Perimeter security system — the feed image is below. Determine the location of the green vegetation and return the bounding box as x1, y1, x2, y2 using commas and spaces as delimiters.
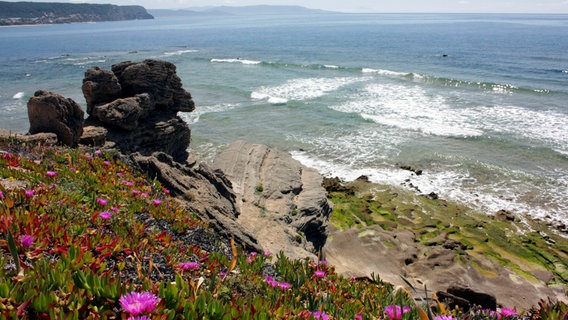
0, 140, 565, 319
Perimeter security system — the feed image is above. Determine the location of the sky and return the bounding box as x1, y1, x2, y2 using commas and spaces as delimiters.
4, 0, 568, 13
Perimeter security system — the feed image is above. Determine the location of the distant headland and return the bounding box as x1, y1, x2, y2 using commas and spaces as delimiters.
0, 1, 153, 26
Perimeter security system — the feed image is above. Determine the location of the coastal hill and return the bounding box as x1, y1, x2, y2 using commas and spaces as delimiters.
149, 5, 336, 18
0, 1, 153, 26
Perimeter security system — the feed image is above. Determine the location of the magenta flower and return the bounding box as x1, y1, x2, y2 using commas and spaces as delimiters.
278, 282, 291, 290
104, 161, 111, 166
263, 251, 271, 257
500, 308, 518, 317
127, 316, 151, 320
314, 270, 326, 278
355, 315, 363, 320
97, 198, 108, 206
99, 211, 113, 220
46, 171, 57, 177
19, 234, 34, 248
265, 276, 278, 287
312, 311, 330, 320
384, 305, 411, 320
132, 189, 140, 195
153, 199, 162, 205
95, 150, 102, 156
179, 262, 200, 271
434, 316, 459, 320
119, 291, 160, 315
0, 191, 4, 198
123, 180, 134, 187
141, 192, 149, 198
25, 189, 34, 197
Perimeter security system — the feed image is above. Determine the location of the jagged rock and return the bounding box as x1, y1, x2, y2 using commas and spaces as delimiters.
126, 152, 261, 252
82, 66, 122, 115
78, 126, 107, 147
0, 129, 58, 145
92, 94, 154, 131
27, 90, 84, 147
446, 286, 497, 310
495, 209, 516, 222
213, 140, 332, 260
111, 59, 195, 112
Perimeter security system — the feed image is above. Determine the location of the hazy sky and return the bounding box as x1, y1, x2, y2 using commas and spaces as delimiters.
4, 0, 568, 13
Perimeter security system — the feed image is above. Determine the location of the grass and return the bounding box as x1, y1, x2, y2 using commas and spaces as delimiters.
0, 140, 565, 319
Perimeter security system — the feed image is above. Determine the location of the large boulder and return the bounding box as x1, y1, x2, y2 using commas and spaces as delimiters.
27, 90, 84, 147
92, 93, 154, 131
213, 140, 332, 260
111, 59, 195, 112
82, 66, 122, 115
126, 152, 261, 252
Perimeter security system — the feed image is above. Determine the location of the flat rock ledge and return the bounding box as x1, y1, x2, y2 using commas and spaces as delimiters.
213, 140, 332, 261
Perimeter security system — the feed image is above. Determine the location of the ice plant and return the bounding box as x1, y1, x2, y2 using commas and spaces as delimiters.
25, 189, 34, 197
434, 316, 459, 320
314, 270, 326, 278
500, 308, 518, 317
179, 262, 200, 271
46, 170, 57, 177
312, 311, 330, 320
384, 305, 411, 320
99, 211, 112, 220
119, 291, 160, 316
127, 316, 151, 320
19, 235, 34, 248
153, 199, 162, 205
278, 282, 291, 290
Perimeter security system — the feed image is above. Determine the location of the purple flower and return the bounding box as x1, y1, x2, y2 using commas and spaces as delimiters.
265, 276, 278, 287
95, 150, 102, 156
99, 211, 113, 220
500, 308, 518, 317
25, 189, 34, 197
132, 189, 140, 195
97, 198, 108, 206
119, 291, 160, 315
278, 282, 291, 290
153, 199, 162, 205
355, 315, 363, 320
141, 192, 149, 198
434, 316, 459, 320
127, 316, 152, 320
46, 171, 57, 177
19, 235, 34, 248
179, 262, 200, 271
263, 251, 271, 257
312, 311, 330, 320
314, 270, 326, 278
384, 305, 411, 320
0, 191, 4, 198
123, 180, 134, 187
104, 161, 111, 166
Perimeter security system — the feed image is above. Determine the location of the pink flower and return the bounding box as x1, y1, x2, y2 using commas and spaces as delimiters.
99, 211, 112, 220
46, 171, 57, 177
179, 262, 200, 271
384, 305, 411, 320
355, 315, 363, 320
312, 311, 330, 320
132, 189, 140, 195
97, 198, 108, 206
265, 276, 278, 287
0, 191, 4, 198
263, 251, 271, 257
19, 235, 34, 248
117, 172, 123, 177
119, 291, 160, 315
500, 308, 518, 317
314, 270, 326, 278
141, 192, 149, 198
25, 189, 34, 197
164, 189, 170, 194
278, 282, 291, 290
104, 161, 110, 166
127, 316, 151, 320
95, 150, 102, 156
434, 316, 459, 320
153, 199, 162, 205
123, 180, 133, 187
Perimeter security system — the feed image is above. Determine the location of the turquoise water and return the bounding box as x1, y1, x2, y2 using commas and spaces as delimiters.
1, 13, 567, 225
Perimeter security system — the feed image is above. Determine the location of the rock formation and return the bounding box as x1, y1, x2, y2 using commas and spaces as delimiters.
82, 59, 194, 162
213, 140, 332, 260
27, 90, 84, 147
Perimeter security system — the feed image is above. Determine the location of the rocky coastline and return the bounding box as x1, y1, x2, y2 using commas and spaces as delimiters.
0, 1, 153, 26
1, 59, 566, 311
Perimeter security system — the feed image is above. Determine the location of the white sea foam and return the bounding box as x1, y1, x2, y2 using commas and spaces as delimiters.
164, 49, 198, 56
73, 59, 106, 66
12, 92, 24, 99
362, 68, 409, 77
330, 83, 484, 137
323, 64, 339, 69
178, 103, 239, 124
210, 58, 261, 65
251, 76, 363, 103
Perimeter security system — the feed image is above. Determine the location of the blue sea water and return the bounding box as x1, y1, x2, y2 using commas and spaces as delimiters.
1, 12, 567, 226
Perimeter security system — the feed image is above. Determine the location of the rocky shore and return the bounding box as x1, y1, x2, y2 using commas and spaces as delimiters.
1, 59, 566, 311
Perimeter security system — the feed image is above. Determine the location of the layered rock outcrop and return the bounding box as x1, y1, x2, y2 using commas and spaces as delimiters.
213, 140, 332, 260
82, 59, 194, 162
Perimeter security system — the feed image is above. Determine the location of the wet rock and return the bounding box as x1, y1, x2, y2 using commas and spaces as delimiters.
27, 90, 84, 147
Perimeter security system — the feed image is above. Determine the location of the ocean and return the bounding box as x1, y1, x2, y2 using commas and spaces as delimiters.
1, 12, 567, 226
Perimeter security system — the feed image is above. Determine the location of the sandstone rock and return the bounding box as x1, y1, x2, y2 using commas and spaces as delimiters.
82, 66, 122, 115
112, 60, 194, 112
0, 129, 58, 145
78, 125, 107, 147
92, 93, 154, 131
126, 152, 261, 252
213, 140, 332, 260
27, 90, 84, 147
